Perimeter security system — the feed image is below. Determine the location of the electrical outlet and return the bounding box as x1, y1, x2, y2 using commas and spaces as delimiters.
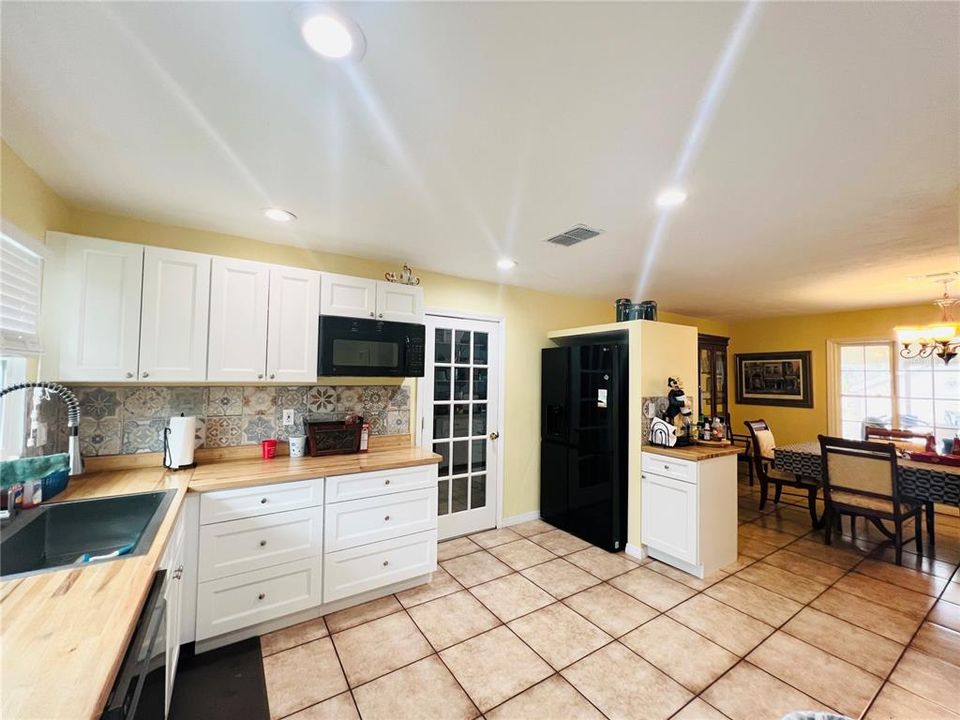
282, 409, 295, 426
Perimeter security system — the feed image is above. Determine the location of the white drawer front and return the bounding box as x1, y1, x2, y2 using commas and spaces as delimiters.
200, 479, 323, 524
326, 465, 435, 504
324, 529, 437, 603
642, 453, 694, 484
198, 507, 323, 582
195, 556, 322, 641
325, 487, 436, 553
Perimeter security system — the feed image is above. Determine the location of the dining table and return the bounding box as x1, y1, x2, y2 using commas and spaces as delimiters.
773, 440, 960, 545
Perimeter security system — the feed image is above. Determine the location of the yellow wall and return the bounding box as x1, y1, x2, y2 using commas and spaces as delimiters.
65, 213, 623, 518
0, 141, 71, 240
729, 304, 935, 446
3, 139, 941, 521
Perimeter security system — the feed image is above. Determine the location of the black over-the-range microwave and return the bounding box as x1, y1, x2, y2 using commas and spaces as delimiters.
318, 315, 426, 377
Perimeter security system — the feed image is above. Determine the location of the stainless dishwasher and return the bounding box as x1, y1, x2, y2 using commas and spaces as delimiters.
102, 569, 167, 720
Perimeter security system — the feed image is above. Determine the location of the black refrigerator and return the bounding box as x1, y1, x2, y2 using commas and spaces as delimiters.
540, 341, 628, 552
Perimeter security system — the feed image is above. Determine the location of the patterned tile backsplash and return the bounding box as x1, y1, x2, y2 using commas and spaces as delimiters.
30, 384, 411, 457
639, 396, 669, 443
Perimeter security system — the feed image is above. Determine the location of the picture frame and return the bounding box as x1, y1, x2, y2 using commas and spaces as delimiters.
734, 351, 813, 408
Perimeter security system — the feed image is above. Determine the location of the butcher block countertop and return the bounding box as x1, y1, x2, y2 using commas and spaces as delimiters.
188, 445, 441, 492
642, 443, 744, 462
1, 446, 440, 720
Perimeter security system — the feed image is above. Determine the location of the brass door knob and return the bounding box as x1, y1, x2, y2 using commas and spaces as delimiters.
489, 431, 500, 440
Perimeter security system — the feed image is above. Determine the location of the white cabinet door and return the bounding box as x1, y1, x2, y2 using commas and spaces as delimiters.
208, 257, 269, 381
641, 472, 698, 565
320, 272, 377, 319
376, 282, 424, 323
163, 509, 186, 716
267, 267, 320, 382
59, 235, 143, 382
139, 247, 210, 382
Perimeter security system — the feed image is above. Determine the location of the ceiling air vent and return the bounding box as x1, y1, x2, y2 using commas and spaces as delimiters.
544, 224, 605, 247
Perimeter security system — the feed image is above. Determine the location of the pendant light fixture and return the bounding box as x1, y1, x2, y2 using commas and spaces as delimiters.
895, 279, 960, 364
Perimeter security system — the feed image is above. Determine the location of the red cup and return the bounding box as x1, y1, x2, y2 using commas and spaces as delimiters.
261, 439, 278, 459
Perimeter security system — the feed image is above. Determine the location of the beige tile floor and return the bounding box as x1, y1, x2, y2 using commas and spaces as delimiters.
261, 473, 960, 720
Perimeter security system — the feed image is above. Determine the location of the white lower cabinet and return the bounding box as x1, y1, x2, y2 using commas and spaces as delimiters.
190, 463, 438, 648
324, 530, 437, 603
198, 507, 323, 581
640, 452, 738, 578
324, 487, 436, 553
196, 556, 323, 641
641, 472, 698, 565
199, 479, 323, 525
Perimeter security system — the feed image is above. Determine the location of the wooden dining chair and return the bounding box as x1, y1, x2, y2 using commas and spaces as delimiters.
744, 419, 820, 526
862, 425, 937, 548
818, 435, 923, 565
863, 425, 934, 451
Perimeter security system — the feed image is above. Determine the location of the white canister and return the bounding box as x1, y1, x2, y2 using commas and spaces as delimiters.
288, 434, 307, 458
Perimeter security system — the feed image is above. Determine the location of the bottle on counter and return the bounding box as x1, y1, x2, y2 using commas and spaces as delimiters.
359, 422, 370, 453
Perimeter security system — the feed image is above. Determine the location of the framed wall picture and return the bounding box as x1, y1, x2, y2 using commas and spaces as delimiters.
734, 351, 813, 408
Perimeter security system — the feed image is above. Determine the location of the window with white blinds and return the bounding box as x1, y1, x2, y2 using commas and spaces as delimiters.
0, 232, 44, 354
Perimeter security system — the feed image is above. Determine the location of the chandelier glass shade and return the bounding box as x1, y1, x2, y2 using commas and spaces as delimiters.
895, 283, 960, 364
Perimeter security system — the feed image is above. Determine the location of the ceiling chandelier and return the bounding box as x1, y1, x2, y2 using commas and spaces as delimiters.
895, 280, 960, 364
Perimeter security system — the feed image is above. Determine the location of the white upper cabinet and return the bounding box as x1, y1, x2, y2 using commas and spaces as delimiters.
207, 257, 269, 382
321, 272, 424, 323
139, 247, 211, 382
267, 266, 320, 382
376, 282, 423, 323
59, 234, 143, 382
320, 273, 377, 319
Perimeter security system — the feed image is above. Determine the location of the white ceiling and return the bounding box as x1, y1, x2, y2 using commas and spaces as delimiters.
2, 1, 957, 319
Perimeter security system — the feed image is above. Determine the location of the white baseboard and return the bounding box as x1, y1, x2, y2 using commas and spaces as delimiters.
625, 543, 647, 561
500, 510, 540, 527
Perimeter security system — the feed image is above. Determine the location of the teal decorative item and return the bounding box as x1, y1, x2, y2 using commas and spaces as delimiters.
1, 453, 70, 500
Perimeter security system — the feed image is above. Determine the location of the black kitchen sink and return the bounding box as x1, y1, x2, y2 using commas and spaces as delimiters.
0, 490, 176, 579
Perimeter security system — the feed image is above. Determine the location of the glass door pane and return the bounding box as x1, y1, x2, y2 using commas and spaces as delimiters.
429, 321, 496, 523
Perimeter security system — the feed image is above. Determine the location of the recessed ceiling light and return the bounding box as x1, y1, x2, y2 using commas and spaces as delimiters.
302, 14, 363, 60
655, 187, 687, 208
496, 258, 518, 270
264, 208, 297, 223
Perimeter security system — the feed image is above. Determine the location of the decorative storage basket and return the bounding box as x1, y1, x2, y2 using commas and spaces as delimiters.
305, 416, 363, 457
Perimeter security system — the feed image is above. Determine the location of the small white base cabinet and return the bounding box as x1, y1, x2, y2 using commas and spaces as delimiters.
640, 451, 737, 578
189, 464, 438, 651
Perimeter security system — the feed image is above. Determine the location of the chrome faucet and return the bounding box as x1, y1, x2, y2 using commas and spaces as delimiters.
0, 381, 84, 475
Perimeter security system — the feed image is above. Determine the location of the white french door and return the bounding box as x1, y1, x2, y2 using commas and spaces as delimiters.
422, 314, 501, 539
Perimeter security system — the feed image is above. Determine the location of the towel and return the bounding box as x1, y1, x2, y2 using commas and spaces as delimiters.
1, 454, 70, 500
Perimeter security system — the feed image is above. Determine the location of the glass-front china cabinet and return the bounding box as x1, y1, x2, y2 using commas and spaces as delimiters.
698, 334, 730, 421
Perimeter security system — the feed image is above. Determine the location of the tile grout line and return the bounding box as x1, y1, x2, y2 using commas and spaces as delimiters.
397, 603, 485, 720
857, 555, 960, 719
732, 506, 960, 718
680, 524, 873, 718
264, 486, 957, 720
321, 611, 363, 720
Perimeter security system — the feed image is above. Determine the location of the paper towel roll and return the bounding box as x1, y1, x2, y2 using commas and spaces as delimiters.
165, 415, 196, 470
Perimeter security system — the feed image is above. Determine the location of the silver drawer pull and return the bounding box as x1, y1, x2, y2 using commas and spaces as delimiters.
258, 592, 266, 600
259, 540, 267, 547
260, 498, 268, 504
384, 515, 391, 521
382, 560, 389, 567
